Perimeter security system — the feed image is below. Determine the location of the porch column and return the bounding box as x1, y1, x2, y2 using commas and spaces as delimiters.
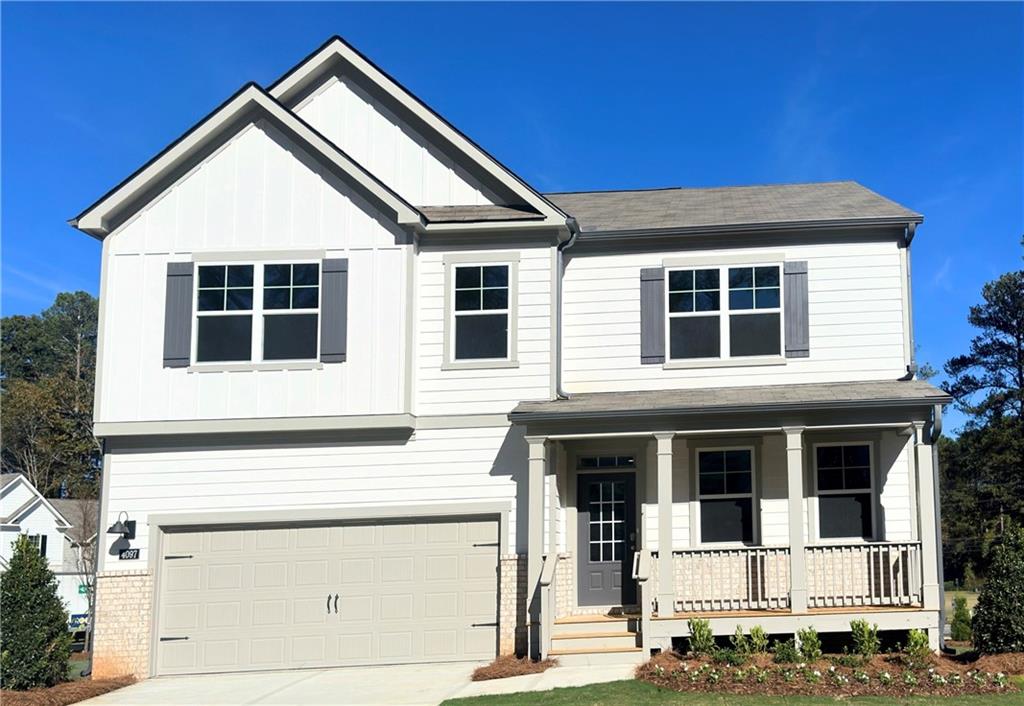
913, 422, 941, 615
655, 433, 675, 614
525, 435, 547, 659
784, 427, 808, 613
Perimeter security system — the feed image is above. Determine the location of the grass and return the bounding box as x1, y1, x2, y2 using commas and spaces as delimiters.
441, 678, 1024, 706
946, 590, 980, 616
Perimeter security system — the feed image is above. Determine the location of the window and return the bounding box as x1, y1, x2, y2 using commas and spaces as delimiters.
665, 263, 782, 361
815, 444, 873, 540
453, 264, 509, 360
25, 534, 47, 558
578, 455, 636, 469
698, 449, 754, 544
194, 262, 319, 364
587, 479, 626, 562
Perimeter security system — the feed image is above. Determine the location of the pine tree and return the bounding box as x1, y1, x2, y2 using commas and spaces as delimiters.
972, 525, 1024, 653
0, 535, 72, 689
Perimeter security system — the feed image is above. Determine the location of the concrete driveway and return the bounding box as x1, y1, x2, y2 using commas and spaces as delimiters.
79, 662, 481, 705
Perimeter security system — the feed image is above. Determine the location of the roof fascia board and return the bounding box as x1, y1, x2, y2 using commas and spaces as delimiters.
509, 394, 953, 424
575, 217, 923, 244
72, 85, 423, 238
269, 37, 567, 223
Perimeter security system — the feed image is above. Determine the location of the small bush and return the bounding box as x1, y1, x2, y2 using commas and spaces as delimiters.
712, 647, 749, 666
772, 638, 800, 663
901, 629, 933, 670
951, 596, 973, 642
688, 618, 715, 656
0, 535, 72, 690
973, 526, 1024, 653
748, 625, 769, 654
797, 627, 822, 661
850, 619, 880, 657
729, 625, 750, 654
831, 649, 867, 668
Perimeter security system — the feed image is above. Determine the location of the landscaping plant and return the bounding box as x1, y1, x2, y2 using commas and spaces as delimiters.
951, 595, 973, 642
0, 535, 72, 690
972, 525, 1024, 653
850, 619, 880, 658
771, 638, 800, 664
748, 625, 769, 654
728, 625, 750, 654
796, 627, 822, 661
901, 628, 933, 670
687, 618, 715, 656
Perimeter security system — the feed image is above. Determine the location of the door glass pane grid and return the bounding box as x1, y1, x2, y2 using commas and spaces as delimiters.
589, 480, 626, 562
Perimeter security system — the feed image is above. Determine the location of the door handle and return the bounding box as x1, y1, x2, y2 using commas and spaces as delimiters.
327, 594, 332, 614
334, 594, 339, 614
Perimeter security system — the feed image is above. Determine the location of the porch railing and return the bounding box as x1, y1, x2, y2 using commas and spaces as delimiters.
674, 547, 791, 612
805, 542, 922, 608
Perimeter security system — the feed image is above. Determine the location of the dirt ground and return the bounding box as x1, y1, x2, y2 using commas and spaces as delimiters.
1, 677, 134, 706
472, 655, 559, 681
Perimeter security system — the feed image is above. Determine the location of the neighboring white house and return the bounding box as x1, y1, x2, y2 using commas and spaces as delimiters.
0, 473, 97, 621
72, 36, 949, 680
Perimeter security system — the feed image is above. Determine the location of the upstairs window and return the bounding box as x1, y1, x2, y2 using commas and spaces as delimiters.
665, 263, 782, 361
698, 448, 755, 544
453, 264, 509, 360
194, 262, 319, 364
816, 444, 874, 540
25, 534, 47, 558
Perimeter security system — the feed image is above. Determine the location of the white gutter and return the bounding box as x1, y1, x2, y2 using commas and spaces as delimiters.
554, 217, 581, 399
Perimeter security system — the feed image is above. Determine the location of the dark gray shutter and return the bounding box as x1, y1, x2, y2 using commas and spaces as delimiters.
162, 262, 194, 368
784, 261, 809, 358
320, 258, 349, 363
640, 267, 665, 364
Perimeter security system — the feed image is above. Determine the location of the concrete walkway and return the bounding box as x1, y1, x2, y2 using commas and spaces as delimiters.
79, 661, 636, 705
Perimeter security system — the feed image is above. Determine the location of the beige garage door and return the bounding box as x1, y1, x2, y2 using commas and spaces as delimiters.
155, 517, 499, 675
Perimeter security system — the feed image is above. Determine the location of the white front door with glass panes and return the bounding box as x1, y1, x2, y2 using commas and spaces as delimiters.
193, 262, 320, 364
666, 264, 782, 361
697, 448, 755, 544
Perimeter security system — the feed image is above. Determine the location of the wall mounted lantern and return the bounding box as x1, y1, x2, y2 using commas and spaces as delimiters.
106, 511, 136, 540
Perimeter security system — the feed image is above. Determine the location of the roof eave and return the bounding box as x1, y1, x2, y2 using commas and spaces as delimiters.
575, 216, 924, 242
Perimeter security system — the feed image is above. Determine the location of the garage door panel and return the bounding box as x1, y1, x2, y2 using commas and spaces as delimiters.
157, 516, 498, 675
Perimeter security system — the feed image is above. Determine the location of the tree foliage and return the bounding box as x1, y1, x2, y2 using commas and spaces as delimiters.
0, 535, 73, 689
0, 291, 100, 497
972, 525, 1024, 653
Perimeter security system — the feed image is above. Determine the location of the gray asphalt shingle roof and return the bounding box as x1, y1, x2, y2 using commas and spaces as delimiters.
47, 499, 99, 544
544, 181, 922, 234
511, 379, 949, 421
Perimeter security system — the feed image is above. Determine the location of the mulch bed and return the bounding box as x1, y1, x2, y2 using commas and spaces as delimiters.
636, 649, 1021, 697
472, 655, 558, 681
1, 678, 135, 706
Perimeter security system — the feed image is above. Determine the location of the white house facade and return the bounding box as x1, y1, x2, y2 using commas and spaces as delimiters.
73, 37, 949, 680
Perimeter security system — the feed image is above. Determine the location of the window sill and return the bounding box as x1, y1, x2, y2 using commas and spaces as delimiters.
187, 361, 324, 373
441, 359, 520, 371
663, 356, 786, 370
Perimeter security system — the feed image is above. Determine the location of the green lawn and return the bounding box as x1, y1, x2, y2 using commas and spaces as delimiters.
946, 590, 980, 616
442, 679, 1024, 706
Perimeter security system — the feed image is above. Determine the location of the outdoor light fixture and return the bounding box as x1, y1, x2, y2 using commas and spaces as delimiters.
106, 511, 135, 539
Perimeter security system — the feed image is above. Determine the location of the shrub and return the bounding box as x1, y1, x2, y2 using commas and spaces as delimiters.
748, 625, 769, 654
712, 647, 748, 666
950, 595, 973, 642
0, 535, 72, 690
850, 619, 880, 657
687, 618, 715, 656
901, 629, 933, 670
772, 638, 800, 663
729, 625, 750, 654
972, 526, 1024, 653
797, 627, 822, 661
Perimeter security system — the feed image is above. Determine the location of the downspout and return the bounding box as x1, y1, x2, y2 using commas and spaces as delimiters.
931, 403, 950, 653
554, 217, 580, 399
899, 222, 918, 381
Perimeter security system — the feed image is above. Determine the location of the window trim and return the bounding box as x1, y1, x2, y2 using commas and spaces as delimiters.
442, 252, 519, 370
694, 445, 759, 547
191, 259, 322, 366
663, 261, 785, 365
811, 441, 878, 542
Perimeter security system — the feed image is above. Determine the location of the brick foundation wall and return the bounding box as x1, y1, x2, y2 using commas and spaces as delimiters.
554, 553, 574, 617
499, 554, 528, 655
92, 570, 153, 679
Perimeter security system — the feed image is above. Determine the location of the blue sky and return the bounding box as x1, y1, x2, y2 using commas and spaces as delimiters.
2, 2, 1021, 430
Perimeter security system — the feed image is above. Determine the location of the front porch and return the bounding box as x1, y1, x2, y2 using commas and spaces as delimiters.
511, 380, 949, 661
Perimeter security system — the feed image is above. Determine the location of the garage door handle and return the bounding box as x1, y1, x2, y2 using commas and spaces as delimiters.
164, 555, 194, 560
471, 622, 498, 627
160, 636, 189, 642
472, 542, 499, 547
334, 594, 339, 614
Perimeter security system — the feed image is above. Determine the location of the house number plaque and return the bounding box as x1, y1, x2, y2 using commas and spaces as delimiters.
118, 548, 140, 560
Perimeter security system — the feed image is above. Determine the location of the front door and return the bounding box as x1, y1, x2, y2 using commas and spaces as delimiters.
577, 473, 637, 606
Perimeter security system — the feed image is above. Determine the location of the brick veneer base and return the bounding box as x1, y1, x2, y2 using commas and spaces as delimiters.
499, 554, 528, 656
92, 570, 153, 679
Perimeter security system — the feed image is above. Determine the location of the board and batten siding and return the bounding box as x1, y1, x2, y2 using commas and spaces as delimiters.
293, 74, 500, 208
562, 239, 908, 391
98, 120, 408, 423
99, 425, 525, 572
414, 245, 554, 416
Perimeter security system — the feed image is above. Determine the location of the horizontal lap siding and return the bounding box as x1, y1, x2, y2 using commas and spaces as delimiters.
415, 246, 553, 415
295, 75, 499, 207
562, 241, 907, 392
101, 122, 407, 423
99, 426, 524, 573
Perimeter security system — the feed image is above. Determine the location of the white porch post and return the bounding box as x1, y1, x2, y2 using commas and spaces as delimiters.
914, 422, 941, 644
655, 433, 675, 614
526, 435, 547, 660
784, 427, 808, 613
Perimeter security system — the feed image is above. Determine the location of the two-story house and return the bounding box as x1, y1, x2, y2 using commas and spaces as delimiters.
72, 37, 949, 680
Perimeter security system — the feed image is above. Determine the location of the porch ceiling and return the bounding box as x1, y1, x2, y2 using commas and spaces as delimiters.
510, 379, 950, 424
